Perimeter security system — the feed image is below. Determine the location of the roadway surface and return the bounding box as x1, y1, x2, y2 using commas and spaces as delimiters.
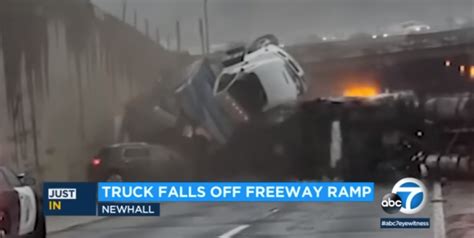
49, 184, 436, 238
443, 181, 474, 238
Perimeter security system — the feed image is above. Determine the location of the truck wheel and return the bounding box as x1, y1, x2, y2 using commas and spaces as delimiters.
247, 34, 279, 53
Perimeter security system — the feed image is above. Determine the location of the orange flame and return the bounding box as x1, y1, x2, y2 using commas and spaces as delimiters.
343, 86, 379, 97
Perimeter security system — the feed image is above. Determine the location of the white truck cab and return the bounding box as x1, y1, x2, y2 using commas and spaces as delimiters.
175, 35, 308, 144
213, 41, 306, 118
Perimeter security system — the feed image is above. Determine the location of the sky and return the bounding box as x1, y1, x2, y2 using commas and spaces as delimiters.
92, 0, 474, 53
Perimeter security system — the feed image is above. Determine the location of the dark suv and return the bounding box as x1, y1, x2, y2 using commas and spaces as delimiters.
87, 142, 191, 182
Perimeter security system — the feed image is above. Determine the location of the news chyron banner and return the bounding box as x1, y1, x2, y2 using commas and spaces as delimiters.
43, 182, 375, 216
43, 182, 160, 216
44, 183, 97, 216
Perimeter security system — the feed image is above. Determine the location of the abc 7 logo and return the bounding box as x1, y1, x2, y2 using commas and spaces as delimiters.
381, 193, 403, 214
381, 178, 427, 215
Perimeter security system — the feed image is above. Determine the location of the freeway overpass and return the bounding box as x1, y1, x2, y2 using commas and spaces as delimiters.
287, 27, 474, 98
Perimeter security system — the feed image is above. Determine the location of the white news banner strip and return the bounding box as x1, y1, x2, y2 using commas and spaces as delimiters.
47, 188, 77, 200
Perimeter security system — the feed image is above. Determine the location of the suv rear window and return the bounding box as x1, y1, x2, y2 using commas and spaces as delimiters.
123, 148, 150, 157
99, 148, 113, 158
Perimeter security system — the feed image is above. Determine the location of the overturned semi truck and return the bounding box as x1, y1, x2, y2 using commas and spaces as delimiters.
120, 35, 310, 180
120, 35, 474, 181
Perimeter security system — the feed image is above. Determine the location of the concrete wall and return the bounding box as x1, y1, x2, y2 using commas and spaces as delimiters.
0, 0, 187, 181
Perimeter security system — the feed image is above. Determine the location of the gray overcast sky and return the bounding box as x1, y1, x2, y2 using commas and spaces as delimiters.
92, 0, 474, 53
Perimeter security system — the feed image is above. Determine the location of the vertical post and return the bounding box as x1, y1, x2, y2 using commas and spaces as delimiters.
199, 18, 206, 55
144, 18, 149, 38
330, 120, 342, 170
121, 0, 127, 22
203, 0, 209, 54
176, 20, 181, 52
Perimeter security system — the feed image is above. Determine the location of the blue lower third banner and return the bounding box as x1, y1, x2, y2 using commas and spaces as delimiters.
43, 182, 97, 216
380, 218, 430, 229
97, 182, 375, 202
98, 203, 160, 216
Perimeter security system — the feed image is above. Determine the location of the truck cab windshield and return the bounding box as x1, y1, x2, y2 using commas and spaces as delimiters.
227, 72, 268, 115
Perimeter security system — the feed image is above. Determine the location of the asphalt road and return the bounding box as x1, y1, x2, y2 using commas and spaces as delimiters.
49, 184, 435, 238
442, 181, 474, 238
